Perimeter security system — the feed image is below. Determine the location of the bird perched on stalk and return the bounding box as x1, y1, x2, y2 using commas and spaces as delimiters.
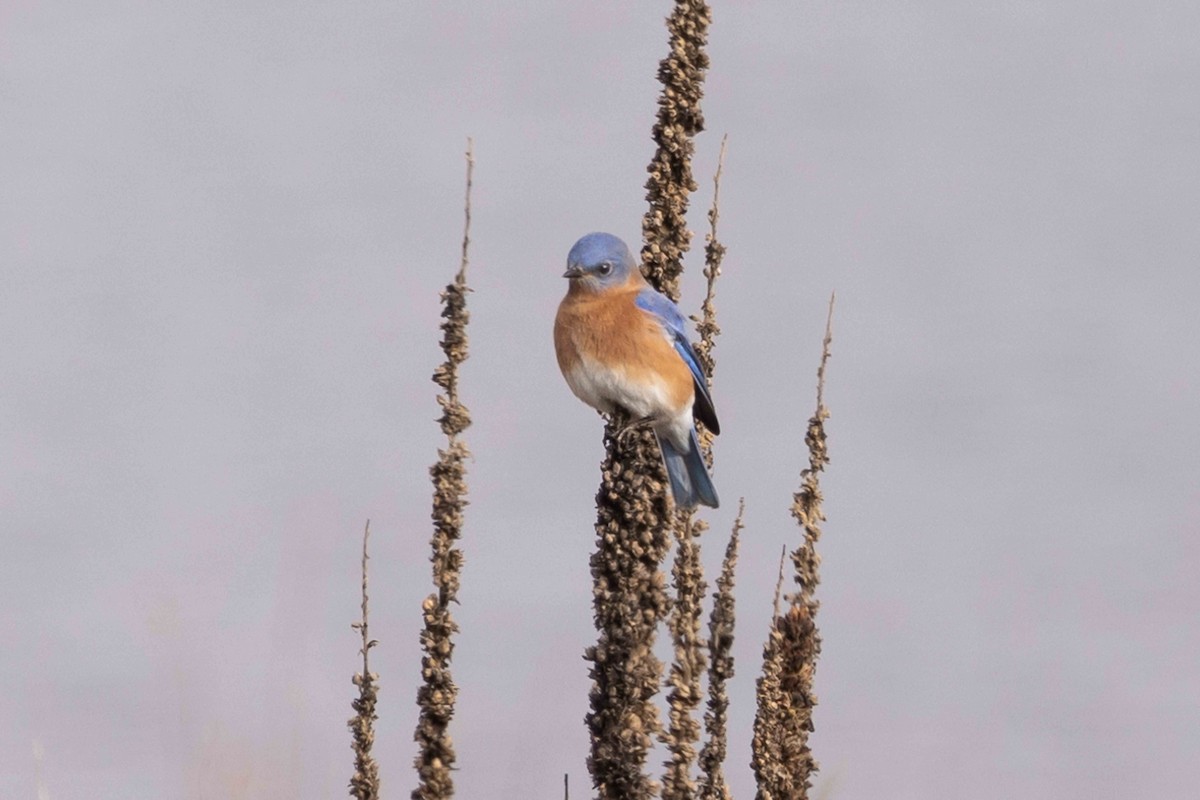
554, 232, 719, 510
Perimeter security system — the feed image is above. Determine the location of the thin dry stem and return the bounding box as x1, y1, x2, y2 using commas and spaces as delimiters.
697, 499, 743, 800
412, 141, 474, 800
816, 293, 834, 410
772, 545, 786, 621
662, 513, 707, 800
457, 138, 473, 284
692, 134, 727, 464
692, 135, 727, 386
349, 520, 380, 800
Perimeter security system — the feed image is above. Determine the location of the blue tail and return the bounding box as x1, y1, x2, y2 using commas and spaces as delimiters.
657, 427, 719, 510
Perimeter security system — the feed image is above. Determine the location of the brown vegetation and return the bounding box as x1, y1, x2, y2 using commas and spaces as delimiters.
752, 298, 835, 800
348, 521, 380, 800
411, 140, 474, 800
697, 500, 743, 800
585, 4, 718, 799
346, 6, 837, 800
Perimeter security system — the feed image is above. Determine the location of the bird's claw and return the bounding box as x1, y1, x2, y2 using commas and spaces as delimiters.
615, 415, 654, 445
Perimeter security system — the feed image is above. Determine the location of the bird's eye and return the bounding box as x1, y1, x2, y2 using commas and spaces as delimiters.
597, 262, 613, 276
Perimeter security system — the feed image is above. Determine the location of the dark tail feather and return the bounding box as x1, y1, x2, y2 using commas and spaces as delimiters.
657, 428, 719, 510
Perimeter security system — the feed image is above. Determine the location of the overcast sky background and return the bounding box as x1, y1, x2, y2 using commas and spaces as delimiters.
3, 2, 1199, 798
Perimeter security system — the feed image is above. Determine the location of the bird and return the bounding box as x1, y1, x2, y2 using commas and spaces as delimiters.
554, 232, 719, 510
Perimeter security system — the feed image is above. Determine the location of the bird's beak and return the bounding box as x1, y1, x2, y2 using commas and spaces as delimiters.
563, 265, 584, 279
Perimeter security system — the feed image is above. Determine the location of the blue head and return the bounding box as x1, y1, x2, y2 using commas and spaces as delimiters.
563, 232, 639, 290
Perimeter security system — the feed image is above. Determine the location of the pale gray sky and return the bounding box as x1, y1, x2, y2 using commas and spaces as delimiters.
2, 2, 1198, 798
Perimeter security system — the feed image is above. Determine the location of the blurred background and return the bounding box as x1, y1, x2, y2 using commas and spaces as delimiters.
2, 2, 1198, 798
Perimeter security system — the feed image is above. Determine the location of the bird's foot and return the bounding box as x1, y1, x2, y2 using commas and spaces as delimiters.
615, 415, 655, 445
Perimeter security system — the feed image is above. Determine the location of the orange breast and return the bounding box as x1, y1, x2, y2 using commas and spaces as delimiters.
555, 284, 694, 415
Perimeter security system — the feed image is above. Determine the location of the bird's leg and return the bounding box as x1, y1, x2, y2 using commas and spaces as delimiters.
614, 414, 655, 445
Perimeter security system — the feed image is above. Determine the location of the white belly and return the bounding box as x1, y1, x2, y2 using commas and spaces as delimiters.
566, 354, 674, 422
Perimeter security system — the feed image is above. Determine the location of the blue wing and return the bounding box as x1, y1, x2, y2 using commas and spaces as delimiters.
635, 289, 720, 435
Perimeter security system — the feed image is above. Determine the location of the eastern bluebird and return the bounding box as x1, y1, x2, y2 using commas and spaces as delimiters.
554, 232, 720, 510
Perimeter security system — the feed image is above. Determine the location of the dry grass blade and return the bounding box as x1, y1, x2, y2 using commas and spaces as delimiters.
412, 140, 474, 800
349, 520, 381, 800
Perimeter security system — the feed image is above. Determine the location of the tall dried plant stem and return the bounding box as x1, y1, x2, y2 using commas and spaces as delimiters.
586, 424, 672, 800
662, 512, 706, 800
692, 134, 728, 406
772, 545, 787, 620
349, 520, 381, 800
697, 499, 743, 800
413, 140, 474, 800
641, 0, 713, 301
752, 295, 835, 800
586, 3, 712, 798
662, 132, 728, 800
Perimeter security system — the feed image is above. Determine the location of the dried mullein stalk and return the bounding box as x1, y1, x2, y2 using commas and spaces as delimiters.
662, 132, 728, 800
585, 422, 673, 800
641, 0, 713, 302
691, 134, 727, 424
662, 512, 707, 800
752, 296, 835, 800
586, 3, 714, 799
697, 500, 743, 800
412, 141, 474, 800
752, 547, 788, 799
349, 520, 381, 800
